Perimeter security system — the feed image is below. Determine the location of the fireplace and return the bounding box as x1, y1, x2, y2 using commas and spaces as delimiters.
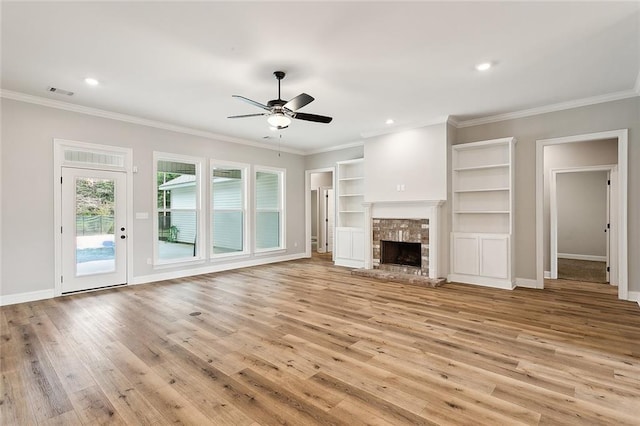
381, 241, 421, 268
372, 218, 429, 276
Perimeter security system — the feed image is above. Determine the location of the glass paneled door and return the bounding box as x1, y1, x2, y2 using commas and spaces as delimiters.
61, 168, 127, 293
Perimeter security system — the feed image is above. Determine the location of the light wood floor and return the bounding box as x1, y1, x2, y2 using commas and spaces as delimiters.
2, 255, 639, 425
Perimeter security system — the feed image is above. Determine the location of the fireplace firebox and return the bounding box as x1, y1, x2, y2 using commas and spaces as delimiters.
381, 241, 422, 268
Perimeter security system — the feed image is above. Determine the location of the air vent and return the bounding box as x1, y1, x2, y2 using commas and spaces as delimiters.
47, 87, 74, 96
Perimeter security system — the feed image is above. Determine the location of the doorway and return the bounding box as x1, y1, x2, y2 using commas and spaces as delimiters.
550, 167, 614, 283
305, 168, 335, 258
54, 139, 133, 296
536, 130, 628, 300
310, 187, 334, 253
61, 168, 127, 292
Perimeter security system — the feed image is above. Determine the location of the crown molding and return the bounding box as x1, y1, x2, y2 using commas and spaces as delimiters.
454, 89, 639, 129
0, 90, 306, 156
304, 140, 364, 156
359, 116, 450, 139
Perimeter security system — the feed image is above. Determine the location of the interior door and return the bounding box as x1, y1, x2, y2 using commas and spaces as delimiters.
61, 168, 127, 293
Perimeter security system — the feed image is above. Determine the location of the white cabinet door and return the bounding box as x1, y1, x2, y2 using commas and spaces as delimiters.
336, 228, 352, 259
351, 229, 365, 261
480, 235, 509, 279
452, 235, 479, 275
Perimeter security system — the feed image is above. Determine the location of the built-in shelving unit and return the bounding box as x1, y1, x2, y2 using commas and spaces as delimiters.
334, 158, 365, 268
449, 138, 516, 289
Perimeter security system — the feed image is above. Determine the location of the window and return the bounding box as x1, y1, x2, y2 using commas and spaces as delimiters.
211, 162, 248, 258
154, 153, 203, 264
255, 167, 285, 251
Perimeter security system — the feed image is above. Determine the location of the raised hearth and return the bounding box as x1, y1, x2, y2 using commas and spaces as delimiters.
351, 268, 445, 287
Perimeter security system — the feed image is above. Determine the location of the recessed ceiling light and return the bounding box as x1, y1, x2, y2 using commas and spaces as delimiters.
475, 62, 492, 71
84, 77, 99, 86
385, 119, 394, 125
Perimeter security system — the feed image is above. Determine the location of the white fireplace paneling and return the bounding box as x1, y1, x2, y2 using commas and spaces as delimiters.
364, 124, 447, 203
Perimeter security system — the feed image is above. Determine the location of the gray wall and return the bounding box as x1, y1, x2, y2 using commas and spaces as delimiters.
1, 98, 306, 297
310, 171, 333, 189
304, 145, 364, 171
456, 96, 639, 290
557, 171, 608, 257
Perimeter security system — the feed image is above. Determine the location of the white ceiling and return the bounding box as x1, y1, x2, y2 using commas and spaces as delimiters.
2, 1, 639, 154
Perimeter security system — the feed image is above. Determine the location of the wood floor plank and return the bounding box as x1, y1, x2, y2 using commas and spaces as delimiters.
1, 254, 639, 424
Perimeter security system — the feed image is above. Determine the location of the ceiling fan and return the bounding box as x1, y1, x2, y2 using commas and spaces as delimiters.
228, 71, 333, 129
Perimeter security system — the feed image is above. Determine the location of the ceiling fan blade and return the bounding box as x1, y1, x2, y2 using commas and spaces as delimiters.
227, 113, 268, 119
293, 112, 333, 123
283, 93, 314, 111
232, 95, 271, 111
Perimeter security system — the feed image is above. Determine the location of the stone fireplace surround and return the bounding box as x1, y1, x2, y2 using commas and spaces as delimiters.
362, 200, 444, 281
373, 218, 429, 276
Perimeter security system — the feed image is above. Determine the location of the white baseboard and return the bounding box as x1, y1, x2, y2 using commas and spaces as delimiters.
628, 291, 640, 307
544, 271, 551, 279
515, 278, 541, 289
557, 253, 606, 262
0, 289, 55, 306
131, 253, 306, 286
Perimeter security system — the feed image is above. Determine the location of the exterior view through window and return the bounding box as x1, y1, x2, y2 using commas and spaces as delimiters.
255, 169, 284, 250
212, 164, 247, 256
156, 159, 199, 262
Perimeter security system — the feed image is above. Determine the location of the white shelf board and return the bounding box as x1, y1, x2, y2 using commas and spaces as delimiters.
339, 176, 364, 181
339, 193, 364, 197
453, 163, 509, 172
454, 187, 509, 193
454, 210, 510, 214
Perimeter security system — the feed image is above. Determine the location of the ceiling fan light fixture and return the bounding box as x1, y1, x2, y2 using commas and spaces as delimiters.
267, 113, 291, 128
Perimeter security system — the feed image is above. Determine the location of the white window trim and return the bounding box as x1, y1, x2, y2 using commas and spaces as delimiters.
153, 151, 205, 266
254, 165, 286, 253
210, 159, 250, 259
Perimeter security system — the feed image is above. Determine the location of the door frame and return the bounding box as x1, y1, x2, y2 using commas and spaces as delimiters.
549, 165, 616, 281
536, 129, 628, 300
305, 167, 335, 258
53, 139, 133, 296
317, 186, 334, 253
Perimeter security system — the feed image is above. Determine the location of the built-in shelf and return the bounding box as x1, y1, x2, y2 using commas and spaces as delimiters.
335, 158, 365, 268
450, 137, 515, 289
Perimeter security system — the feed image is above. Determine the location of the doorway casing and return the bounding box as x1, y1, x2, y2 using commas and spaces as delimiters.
536, 129, 628, 300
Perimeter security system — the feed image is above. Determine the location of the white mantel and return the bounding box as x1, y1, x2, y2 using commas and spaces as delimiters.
363, 200, 445, 279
